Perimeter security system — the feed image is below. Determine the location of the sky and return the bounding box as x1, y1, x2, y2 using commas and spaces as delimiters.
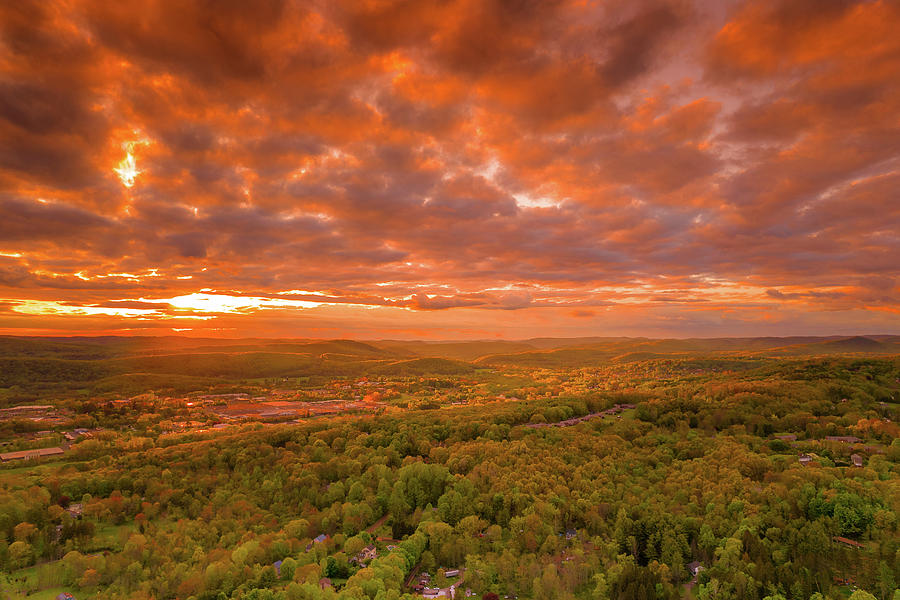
0, 0, 898, 340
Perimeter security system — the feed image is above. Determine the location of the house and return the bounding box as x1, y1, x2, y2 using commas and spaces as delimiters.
56, 594, 76, 600
798, 454, 813, 465
687, 561, 704, 577
306, 533, 329, 551
419, 579, 464, 598
774, 434, 797, 442
66, 503, 83, 518
850, 454, 864, 467
565, 529, 577, 540
444, 569, 460, 577
319, 577, 332, 590
833, 536, 865, 549
422, 583, 462, 599
273, 560, 282, 576
352, 544, 377, 564
825, 436, 861, 444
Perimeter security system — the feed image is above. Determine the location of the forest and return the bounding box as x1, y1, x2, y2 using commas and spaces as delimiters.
0, 337, 898, 600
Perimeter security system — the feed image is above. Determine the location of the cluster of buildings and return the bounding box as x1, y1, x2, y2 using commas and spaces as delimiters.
350, 544, 377, 565
411, 570, 468, 598
206, 398, 380, 423
0, 427, 100, 463
774, 431, 881, 469
0, 446, 65, 462
781, 432, 878, 468
798, 452, 866, 467
0, 404, 68, 426
64, 428, 95, 442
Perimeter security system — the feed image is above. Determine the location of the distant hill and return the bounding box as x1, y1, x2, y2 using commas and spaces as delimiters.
0, 336, 121, 360
0, 357, 114, 387
372, 357, 475, 376
472, 335, 900, 367
753, 336, 899, 357
374, 340, 537, 361
821, 336, 886, 351
0, 334, 896, 399
611, 352, 678, 363
475, 346, 620, 368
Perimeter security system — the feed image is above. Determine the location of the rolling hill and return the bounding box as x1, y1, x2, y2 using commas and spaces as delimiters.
0, 334, 897, 398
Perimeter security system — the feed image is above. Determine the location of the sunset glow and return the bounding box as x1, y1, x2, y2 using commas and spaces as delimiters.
1, 0, 898, 339
139, 293, 326, 313
113, 145, 139, 188
113, 139, 149, 188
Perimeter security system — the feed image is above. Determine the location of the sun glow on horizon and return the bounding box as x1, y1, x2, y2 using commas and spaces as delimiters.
9, 299, 212, 320
139, 292, 325, 313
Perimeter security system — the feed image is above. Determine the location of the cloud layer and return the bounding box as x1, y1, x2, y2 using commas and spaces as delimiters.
1, 0, 898, 338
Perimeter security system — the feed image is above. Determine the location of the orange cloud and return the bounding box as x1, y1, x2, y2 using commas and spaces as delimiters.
0, 0, 897, 338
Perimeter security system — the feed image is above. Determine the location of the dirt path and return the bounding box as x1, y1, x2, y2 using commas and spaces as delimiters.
366, 513, 389, 533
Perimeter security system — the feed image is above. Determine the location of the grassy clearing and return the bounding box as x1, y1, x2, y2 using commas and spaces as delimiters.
28, 587, 78, 600
1, 568, 73, 600
86, 522, 137, 553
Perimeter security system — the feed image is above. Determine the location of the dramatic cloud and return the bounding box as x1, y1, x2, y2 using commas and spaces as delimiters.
0, 0, 897, 339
